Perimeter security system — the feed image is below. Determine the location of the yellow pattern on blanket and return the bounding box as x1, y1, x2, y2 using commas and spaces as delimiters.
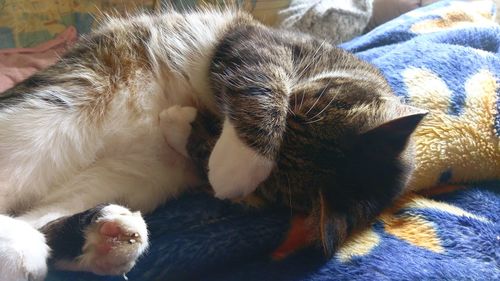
406, 68, 500, 190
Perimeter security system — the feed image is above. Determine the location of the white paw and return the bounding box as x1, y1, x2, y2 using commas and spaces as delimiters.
208, 119, 274, 199
0, 215, 49, 281
159, 105, 198, 157
57, 205, 148, 276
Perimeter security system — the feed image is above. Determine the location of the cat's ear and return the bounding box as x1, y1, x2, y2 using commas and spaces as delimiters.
360, 106, 428, 152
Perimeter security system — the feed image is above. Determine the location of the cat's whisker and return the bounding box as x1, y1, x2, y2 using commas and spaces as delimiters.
292, 50, 325, 114
295, 40, 326, 81
305, 79, 331, 116
309, 99, 333, 121
293, 39, 322, 82
305, 91, 323, 115
292, 91, 296, 112
304, 116, 325, 124
298, 87, 307, 112
287, 101, 296, 116
294, 52, 312, 81
296, 59, 313, 82
308, 83, 338, 121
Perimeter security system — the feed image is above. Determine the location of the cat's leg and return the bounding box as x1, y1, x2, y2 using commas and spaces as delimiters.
165, 108, 272, 210
159, 105, 198, 158
16, 150, 192, 276
208, 119, 277, 199
208, 29, 293, 199
39, 204, 147, 276
16, 202, 148, 277
1, 209, 145, 279
0, 215, 50, 281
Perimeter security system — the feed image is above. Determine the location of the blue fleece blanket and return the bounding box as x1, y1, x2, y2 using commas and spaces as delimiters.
48, 1, 500, 280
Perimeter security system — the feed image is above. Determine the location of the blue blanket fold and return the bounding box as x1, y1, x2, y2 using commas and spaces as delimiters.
48, 1, 500, 280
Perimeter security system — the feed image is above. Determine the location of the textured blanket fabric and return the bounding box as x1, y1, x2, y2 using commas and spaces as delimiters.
341, 0, 500, 190
46, 1, 500, 280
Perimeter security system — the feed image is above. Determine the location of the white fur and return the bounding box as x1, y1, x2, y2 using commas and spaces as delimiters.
0, 9, 238, 215
160, 105, 198, 158
55, 205, 148, 275
208, 119, 275, 199
0, 215, 49, 281
308, 69, 380, 83
0, 9, 239, 279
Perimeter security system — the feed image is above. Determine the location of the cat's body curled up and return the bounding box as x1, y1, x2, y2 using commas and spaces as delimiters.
0, 8, 426, 281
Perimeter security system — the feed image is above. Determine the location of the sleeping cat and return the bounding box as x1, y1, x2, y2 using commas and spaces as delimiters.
0, 8, 426, 281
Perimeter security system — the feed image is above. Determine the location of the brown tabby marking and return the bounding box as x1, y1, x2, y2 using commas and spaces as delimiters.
189, 20, 426, 256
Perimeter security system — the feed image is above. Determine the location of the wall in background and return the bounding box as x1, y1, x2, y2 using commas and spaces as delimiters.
0, 0, 291, 49
0, 0, 155, 48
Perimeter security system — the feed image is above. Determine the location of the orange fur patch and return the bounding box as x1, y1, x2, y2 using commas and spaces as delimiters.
271, 215, 312, 260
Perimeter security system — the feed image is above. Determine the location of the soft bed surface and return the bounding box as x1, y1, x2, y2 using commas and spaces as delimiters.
44, 1, 500, 280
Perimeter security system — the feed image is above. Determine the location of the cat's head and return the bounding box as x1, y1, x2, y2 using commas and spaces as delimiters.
256, 70, 427, 255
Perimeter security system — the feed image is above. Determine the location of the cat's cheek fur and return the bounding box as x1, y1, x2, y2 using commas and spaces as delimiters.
0, 215, 49, 281
208, 119, 274, 199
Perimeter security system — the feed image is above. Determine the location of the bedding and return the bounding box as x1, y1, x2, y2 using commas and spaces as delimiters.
5, 0, 499, 280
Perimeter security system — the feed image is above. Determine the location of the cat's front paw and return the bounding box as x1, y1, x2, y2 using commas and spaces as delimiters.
208, 119, 274, 199
53, 205, 148, 276
0, 215, 49, 281
81, 205, 148, 275
159, 105, 198, 157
